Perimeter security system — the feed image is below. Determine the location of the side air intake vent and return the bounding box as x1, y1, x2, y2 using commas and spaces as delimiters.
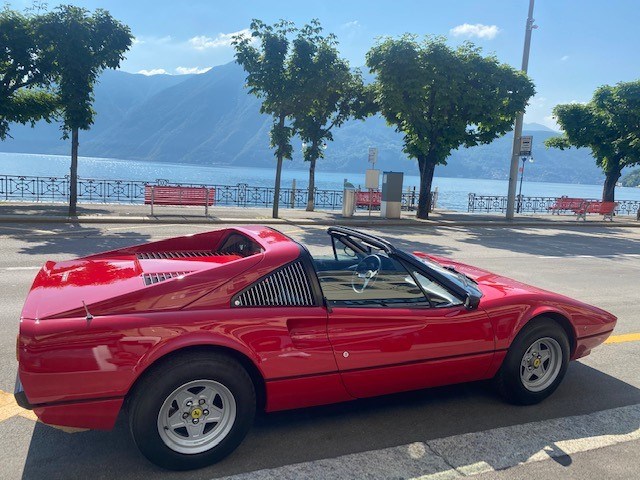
143, 271, 192, 285
233, 261, 314, 307
137, 251, 225, 260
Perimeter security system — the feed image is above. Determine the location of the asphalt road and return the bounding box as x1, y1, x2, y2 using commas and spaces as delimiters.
0, 222, 638, 480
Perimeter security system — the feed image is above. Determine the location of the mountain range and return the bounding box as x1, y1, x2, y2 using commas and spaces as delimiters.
1, 61, 608, 184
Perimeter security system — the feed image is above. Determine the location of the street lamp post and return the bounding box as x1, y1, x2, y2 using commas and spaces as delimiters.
506, 0, 536, 220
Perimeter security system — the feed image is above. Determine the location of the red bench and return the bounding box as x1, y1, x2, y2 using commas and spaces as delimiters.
144, 185, 215, 215
548, 197, 587, 214
355, 190, 381, 210
575, 201, 618, 221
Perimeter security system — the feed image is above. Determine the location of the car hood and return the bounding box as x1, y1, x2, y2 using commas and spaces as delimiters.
420, 254, 558, 299
21, 252, 260, 320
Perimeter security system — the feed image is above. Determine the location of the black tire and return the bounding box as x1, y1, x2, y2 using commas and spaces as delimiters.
494, 318, 570, 405
128, 351, 256, 470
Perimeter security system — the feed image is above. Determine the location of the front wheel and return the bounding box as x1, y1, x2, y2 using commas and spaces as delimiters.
494, 318, 570, 405
128, 352, 256, 470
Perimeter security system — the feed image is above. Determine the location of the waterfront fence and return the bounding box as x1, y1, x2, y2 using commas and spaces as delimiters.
0, 174, 427, 211
468, 193, 640, 216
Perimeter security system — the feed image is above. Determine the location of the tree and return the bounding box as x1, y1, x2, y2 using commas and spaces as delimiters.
290, 23, 375, 211
233, 19, 304, 218
39, 5, 132, 215
0, 6, 57, 140
366, 36, 535, 219
546, 80, 640, 202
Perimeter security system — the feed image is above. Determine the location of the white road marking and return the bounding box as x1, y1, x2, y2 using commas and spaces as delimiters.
219, 404, 640, 480
538, 253, 640, 259
3, 266, 40, 271
0, 226, 56, 235
103, 224, 184, 232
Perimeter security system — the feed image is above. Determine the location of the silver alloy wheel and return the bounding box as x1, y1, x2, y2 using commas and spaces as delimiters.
520, 337, 563, 392
157, 379, 237, 455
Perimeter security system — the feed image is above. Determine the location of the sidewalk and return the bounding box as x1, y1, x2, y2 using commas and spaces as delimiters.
0, 202, 638, 227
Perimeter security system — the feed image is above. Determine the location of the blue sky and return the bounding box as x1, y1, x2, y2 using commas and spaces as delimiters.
11, 0, 640, 129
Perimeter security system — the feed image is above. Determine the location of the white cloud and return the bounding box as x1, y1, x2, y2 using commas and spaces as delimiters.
135, 35, 172, 45
175, 66, 212, 75
137, 68, 169, 76
560, 55, 569, 62
341, 20, 360, 29
530, 95, 547, 107
450, 23, 500, 39
566, 99, 588, 105
189, 29, 251, 50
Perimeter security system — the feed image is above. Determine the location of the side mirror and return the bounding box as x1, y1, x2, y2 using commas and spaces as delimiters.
464, 293, 481, 310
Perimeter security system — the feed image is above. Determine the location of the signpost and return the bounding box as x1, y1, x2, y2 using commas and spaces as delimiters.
368, 147, 378, 165
365, 169, 380, 190
516, 136, 533, 213
366, 147, 379, 217
519, 136, 533, 156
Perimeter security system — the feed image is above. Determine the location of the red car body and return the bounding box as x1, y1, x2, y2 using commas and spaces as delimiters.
15, 225, 616, 431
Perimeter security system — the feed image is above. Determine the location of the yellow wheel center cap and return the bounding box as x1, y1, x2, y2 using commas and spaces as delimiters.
191, 408, 203, 419
533, 358, 541, 368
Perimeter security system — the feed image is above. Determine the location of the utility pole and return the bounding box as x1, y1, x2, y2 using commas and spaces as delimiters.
506, 0, 536, 220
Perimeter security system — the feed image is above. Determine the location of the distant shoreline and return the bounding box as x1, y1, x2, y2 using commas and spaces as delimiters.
0, 150, 608, 188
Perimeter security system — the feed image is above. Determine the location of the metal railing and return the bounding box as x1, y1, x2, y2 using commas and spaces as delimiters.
0, 174, 426, 211
468, 193, 640, 216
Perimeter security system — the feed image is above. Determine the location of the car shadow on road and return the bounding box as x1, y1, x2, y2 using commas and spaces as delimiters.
20, 362, 640, 479
0, 223, 152, 256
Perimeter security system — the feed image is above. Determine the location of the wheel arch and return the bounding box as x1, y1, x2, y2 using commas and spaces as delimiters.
126, 343, 267, 413
517, 311, 577, 357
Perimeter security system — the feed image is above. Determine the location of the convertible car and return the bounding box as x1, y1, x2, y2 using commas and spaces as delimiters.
14, 226, 616, 470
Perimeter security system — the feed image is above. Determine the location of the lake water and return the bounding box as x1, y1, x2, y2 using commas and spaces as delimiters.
2, 152, 640, 212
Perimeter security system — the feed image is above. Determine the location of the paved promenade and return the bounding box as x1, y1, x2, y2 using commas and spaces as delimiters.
0, 201, 638, 227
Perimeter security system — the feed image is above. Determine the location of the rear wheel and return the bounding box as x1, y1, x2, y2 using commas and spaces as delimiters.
129, 352, 256, 470
495, 318, 570, 405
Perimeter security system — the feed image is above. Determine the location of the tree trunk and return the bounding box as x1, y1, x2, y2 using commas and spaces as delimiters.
273, 154, 283, 218
306, 155, 316, 212
272, 116, 286, 219
68, 127, 79, 216
416, 156, 436, 219
602, 165, 622, 202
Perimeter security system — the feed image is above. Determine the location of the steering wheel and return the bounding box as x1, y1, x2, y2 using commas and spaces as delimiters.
351, 254, 382, 293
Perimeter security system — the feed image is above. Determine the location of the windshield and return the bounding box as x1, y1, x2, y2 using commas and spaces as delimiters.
411, 254, 483, 297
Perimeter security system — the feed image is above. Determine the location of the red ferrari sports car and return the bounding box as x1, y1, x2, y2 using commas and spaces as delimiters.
14, 226, 616, 470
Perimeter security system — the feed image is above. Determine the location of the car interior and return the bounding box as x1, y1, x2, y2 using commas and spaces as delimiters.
311, 231, 461, 308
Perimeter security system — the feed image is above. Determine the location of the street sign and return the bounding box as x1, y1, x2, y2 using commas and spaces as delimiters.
365, 169, 380, 190
519, 136, 533, 156
368, 147, 378, 165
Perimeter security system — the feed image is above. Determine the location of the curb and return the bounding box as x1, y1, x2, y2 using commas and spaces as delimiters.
1, 214, 638, 228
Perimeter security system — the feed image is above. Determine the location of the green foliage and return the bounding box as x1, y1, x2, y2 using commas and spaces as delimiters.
39, 4, 133, 136
35, 4, 132, 215
233, 19, 299, 160
291, 27, 375, 164
545, 80, 640, 200
366, 35, 534, 217
0, 6, 57, 139
287, 22, 376, 210
621, 168, 640, 187
234, 18, 371, 215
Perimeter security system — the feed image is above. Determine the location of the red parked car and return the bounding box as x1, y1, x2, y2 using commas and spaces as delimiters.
14, 226, 616, 470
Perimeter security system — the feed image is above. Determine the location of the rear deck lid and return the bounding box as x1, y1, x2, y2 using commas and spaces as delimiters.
20, 251, 252, 320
